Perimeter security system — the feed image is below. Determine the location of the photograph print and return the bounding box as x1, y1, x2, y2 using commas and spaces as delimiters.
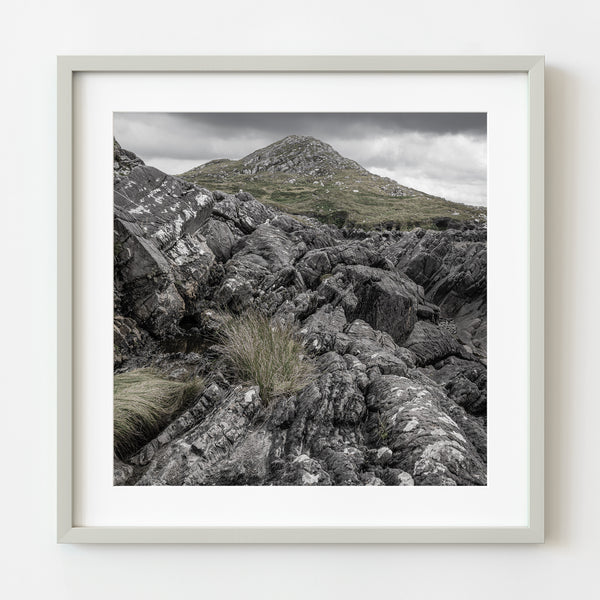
113, 113, 487, 486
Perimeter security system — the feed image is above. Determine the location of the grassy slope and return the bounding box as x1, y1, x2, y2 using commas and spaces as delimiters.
181, 161, 486, 229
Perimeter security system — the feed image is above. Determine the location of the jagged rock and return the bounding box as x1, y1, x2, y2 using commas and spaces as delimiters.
115, 168, 213, 250
279, 454, 332, 486
114, 139, 144, 179
113, 141, 488, 487
375, 468, 415, 486
235, 191, 255, 203
296, 240, 390, 288
417, 302, 440, 323
215, 223, 306, 310
236, 135, 369, 178
114, 143, 215, 339
384, 227, 486, 358
319, 265, 422, 344
422, 356, 487, 416
343, 319, 410, 377
113, 315, 153, 365
211, 191, 273, 234
365, 376, 486, 485
199, 218, 242, 262
300, 304, 347, 354
272, 292, 318, 326
403, 320, 470, 366
132, 386, 264, 485
367, 446, 393, 465
114, 459, 134, 485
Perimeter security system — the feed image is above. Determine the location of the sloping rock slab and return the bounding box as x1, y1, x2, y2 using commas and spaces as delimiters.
403, 320, 470, 366
366, 375, 486, 485
318, 265, 423, 344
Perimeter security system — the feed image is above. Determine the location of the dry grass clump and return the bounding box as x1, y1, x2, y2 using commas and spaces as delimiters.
216, 312, 315, 404
114, 368, 203, 459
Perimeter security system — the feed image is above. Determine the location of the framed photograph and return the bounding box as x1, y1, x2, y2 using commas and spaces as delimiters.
58, 55, 544, 543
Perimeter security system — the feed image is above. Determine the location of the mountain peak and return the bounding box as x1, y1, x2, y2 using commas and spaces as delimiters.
238, 135, 366, 177
181, 135, 485, 229
279, 134, 319, 143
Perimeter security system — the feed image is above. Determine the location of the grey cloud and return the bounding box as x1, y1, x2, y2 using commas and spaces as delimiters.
169, 112, 486, 136
114, 112, 487, 206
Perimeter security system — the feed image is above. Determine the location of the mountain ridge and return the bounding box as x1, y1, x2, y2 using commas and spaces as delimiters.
181, 135, 485, 230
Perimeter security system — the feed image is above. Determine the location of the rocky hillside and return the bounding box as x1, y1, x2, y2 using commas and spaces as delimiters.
114, 140, 487, 487
181, 135, 486, 229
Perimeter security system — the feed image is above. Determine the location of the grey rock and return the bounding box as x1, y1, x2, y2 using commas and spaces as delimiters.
238, 135, 369, 178
384, 227, 487, 358
366, 375, 486, 485
422, 356, 487, 416
212, 192, 274, 234
403, 320, 470, 366
323, 265, 422, 344
299, 304, 347, 354
113, 315, 152, 366
296, 240, 390, 288
279, 454, 332, 486
200, 218, 242, 262
113, 142, 488, 487
114, 459, 134, 485
114, 139, 144, 179
113, 143, 215, 340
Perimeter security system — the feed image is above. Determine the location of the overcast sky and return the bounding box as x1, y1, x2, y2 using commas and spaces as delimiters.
114, 113, 487, 206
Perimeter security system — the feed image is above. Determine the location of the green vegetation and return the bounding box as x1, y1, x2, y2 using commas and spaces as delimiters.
114, 368, 203, 459
182, 165, 485, 230
377, 412, 390, 444
216, 312, 315, 405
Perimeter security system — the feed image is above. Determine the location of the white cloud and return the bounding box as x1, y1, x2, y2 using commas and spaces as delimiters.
334, 132, 486, 206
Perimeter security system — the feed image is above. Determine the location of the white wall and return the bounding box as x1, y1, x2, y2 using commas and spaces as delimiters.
1, 1, 598, 598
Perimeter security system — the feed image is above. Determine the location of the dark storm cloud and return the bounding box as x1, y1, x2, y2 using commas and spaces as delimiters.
172, 112, 486, 136
114, 112, 487, 206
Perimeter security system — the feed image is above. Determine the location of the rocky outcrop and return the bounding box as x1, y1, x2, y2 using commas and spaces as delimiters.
404, 320, 470, 366
319, 265, 422, 344
384, 227, 487, 359
114, 142, 488, 487
114, 144, 215, 337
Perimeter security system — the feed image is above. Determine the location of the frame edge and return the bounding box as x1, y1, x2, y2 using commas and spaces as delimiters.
527, 55, 545, 543
57, 56, 74, 543
56, 54, 544, 73
57, 55, 545, 544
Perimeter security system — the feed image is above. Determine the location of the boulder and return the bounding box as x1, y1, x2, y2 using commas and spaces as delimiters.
403, 320, 470, 366
365, 375, 487, 485
321, 265, 422, 344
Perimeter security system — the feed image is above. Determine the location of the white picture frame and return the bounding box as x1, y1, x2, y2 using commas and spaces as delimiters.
57, 55, 544, 543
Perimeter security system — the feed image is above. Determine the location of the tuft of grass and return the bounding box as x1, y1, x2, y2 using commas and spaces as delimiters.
216, 312, 315, 405
377, 412, 390, 444
114, 368, 203, 459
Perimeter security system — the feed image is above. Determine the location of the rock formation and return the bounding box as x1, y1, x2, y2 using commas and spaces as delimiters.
113, 140, 487, 486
